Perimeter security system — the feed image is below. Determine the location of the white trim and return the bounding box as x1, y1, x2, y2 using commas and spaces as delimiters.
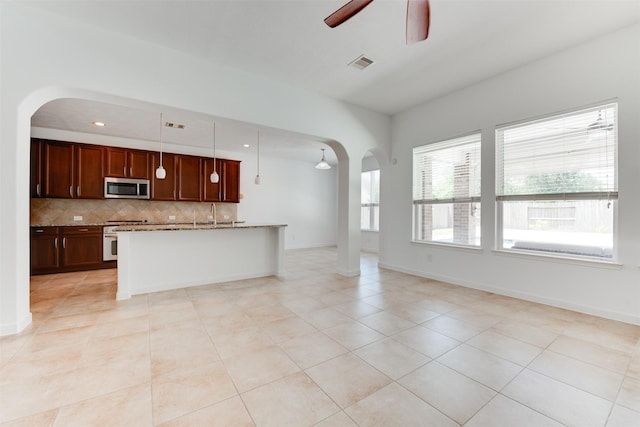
492, 249, 622, 269
0, 312, 32, 336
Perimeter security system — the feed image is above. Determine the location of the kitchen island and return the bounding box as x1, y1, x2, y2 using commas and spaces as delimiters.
115, 223, 286, 299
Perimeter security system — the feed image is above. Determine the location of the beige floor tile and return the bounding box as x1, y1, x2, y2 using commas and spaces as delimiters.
465, 394, 563, 427
279, 331, 348, 369
399, 361, 496, 424
563, 320, 640, 354
422, 315, 487, 341
490, 319, 558, 348
332, 300, 382, 319
223, 345, 300, 393
446, 307, 504, 330
437, 344, 522, 391
313, 411, 358, 427
261, 316, 318, 343
305, 353, 391, 408
0, 409, 58, 427
152, 361, 238, 425
617, 376, 640, 412
322, 321, 385, 350
529, 350, 624, 401
548, 335, 631, 374
54, 383, 152, 427
157, 396, 255, 427
467, 330, 543, 366
357, 311, 415, 336
354, 338, 430, 380
241, 372, 339, 426
298, 307, 353, 330
345, 382, 458, 427
384, 302, 440, 324
628, 352, 640, 380
212, 326, 275, 359
391, 325, 460, 358
605, 404, 640, 427
503, 369, 612, 427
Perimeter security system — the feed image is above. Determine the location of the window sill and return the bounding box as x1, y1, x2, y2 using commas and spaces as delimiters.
361, 229, 379, 233
492, 248, 622, 269
411, 240, 483, 253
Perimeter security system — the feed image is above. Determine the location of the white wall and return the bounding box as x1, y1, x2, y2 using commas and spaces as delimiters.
382, 25, 640, 324
0, 3, 389, 334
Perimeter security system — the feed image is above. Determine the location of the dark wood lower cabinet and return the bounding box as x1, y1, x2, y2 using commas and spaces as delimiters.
31, 226, 111, 275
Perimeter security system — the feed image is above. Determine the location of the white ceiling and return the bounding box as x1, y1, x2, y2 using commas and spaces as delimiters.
27, 0, 640, 162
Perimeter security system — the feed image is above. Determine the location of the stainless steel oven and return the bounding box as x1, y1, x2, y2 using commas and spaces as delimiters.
103, 226, 118, 261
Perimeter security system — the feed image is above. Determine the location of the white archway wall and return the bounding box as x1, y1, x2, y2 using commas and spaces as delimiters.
0, 3, 391, 334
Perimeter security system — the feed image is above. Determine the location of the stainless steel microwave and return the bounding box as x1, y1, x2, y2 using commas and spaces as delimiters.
104, 177, 150, 199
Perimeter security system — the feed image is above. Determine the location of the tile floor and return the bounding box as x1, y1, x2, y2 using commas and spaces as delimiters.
1, 247, 639, 426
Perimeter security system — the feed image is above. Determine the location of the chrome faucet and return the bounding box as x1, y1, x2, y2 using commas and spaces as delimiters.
211, 203, 217, 225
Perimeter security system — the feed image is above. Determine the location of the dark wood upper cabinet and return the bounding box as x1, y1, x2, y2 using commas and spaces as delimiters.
105, 147, 149, 179
176, 155, 202, 201
31, 140, 43, 197
223, 160, 241, 203
150, 152, 177, 200
75, 144, 104, 199
43, 140, 75, 198
202, 158, 222, 202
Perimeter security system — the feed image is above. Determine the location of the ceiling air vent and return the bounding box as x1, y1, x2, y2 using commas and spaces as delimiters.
165, 122, 185, 129
349, 55, 374, 70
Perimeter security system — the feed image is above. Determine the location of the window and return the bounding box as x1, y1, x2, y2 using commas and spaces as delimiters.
361, 169, 380, 231
496, 103, 617, 259
413, 133, 481, 246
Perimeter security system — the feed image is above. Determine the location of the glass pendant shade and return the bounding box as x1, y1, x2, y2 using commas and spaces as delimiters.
155, 112, 166, 180
315, 148, 331, 170
210, 122, 219, 183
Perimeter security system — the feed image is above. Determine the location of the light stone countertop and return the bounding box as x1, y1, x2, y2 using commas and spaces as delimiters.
114, 223, 287, 232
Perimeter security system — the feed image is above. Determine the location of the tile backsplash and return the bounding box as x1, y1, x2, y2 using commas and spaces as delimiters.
31, 198, 238, 226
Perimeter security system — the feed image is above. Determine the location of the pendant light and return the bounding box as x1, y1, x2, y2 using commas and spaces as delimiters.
210, 122, 219, 184
315, 148, 331, 170
155, 112, 166, 179
254, 131, 261, 185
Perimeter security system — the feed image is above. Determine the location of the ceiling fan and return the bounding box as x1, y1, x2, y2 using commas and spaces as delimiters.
324, 0, 430, 44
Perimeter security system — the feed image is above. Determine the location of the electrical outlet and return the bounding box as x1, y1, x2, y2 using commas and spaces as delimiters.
73, 215, 83, 221
207, 215, 213, 220
223, 214, 230, 220
168, 215, 176, 221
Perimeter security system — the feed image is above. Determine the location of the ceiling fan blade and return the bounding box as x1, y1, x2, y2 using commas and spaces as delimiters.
324, 0, 375, 28
406, 0, 430, 44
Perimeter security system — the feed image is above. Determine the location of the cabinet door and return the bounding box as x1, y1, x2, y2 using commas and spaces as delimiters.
61, 227, 102, 268
150, 152, 176, 200
176, 155, 202, 201
202, 158, 222, 202
30, 140, 43, 197
43, 140, 75, 198
76, 144, 104, 198
222, 160, 241, 203
30, 227, 60, 274
128, 150, 149, 179
105, 147, 128, 178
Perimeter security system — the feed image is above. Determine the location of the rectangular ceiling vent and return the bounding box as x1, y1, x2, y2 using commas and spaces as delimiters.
349, 55, 374, 70
165, 122, 185, 129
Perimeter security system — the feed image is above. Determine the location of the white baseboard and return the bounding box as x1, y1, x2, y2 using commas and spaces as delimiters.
378, 261, 640, 326
0, 312, 32, 336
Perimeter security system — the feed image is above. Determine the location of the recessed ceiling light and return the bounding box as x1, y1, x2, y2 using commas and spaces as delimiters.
92, 121, 106, 127
243, 144, 251, 148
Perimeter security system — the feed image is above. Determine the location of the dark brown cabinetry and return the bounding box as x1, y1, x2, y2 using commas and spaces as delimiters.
39, 140, 104, 199
222, 160, 241, 203
176, 155, 202, 201
150, 152, 177, 200
30, 226, 104, 275
105, 147, 149, 179
31, 140, 44, 197
30, 227, 60, 273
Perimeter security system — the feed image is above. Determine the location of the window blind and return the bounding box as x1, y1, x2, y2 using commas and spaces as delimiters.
496, 104, 617, 200
413, 133, 481, 204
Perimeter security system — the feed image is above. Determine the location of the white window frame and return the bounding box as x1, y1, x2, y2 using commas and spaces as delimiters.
361, 169, 380, 231
495, 102, 618, 261
412, 132, 482, 247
